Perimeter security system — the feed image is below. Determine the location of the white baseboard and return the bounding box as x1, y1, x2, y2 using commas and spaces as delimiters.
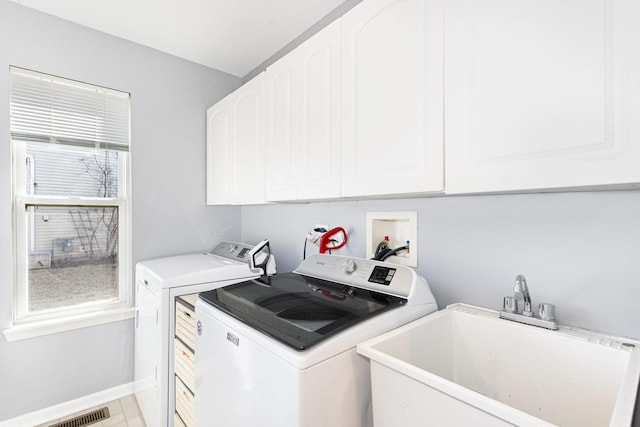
0, 382, 134, 427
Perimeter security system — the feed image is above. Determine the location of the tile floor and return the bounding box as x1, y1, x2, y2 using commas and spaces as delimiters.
35, 395, 146, 427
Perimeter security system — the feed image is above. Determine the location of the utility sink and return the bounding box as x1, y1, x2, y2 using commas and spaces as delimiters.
357, 304, 640, 427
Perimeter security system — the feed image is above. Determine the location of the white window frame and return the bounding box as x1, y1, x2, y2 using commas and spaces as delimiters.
4, 69, 133, 341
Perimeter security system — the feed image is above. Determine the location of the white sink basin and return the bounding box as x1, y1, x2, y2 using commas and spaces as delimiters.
357, 304, 640, 427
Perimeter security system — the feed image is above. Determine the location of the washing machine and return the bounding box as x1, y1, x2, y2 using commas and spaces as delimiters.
134, 240, 275, 427
194, 253, 437, 427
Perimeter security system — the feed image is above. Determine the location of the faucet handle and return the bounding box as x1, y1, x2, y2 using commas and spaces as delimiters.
522, 301, 533, 317
538, 303, 556, 321
503, 296, 518, 313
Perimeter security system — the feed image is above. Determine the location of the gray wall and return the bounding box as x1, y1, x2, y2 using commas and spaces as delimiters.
241, 190, 640, 340
243, 0, 364, 82
0, 0, 241, 421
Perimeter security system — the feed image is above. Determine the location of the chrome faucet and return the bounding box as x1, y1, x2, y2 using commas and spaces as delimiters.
499, 274, 558, 330
513, 274, 533, 316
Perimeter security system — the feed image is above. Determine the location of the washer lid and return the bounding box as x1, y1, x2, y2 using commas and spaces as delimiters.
199, 272, 406, 351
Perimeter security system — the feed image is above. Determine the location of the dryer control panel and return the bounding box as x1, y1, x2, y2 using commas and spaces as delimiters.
209, 241, 256, 262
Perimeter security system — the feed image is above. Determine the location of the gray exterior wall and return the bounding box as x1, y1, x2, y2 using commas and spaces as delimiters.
24, 146, 119, 265
0, 0, 242, 421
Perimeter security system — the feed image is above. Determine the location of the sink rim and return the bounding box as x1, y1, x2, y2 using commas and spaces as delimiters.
357, 303, 640, 427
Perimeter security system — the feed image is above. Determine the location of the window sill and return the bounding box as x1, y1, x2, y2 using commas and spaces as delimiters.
2, 306, 135, 342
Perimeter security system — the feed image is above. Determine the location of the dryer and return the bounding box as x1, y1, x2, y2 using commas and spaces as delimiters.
134, 240, 275, 427
194, 253, 437, 427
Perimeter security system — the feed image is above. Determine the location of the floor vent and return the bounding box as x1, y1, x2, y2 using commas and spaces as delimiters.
49, 407, 110, 427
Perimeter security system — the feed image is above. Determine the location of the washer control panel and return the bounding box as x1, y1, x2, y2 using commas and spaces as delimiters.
342, 259, 357, 274
294, 254, 415, 298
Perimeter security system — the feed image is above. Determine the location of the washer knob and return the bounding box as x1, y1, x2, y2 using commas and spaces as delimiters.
343, 259, 357, 274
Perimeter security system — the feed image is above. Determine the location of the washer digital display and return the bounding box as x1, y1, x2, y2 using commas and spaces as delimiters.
368, 266, 396, 286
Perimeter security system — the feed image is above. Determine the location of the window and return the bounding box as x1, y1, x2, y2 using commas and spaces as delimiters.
9, 67, 131, 334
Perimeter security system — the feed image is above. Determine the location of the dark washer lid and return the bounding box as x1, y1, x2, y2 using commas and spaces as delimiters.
199, 272, 406, 351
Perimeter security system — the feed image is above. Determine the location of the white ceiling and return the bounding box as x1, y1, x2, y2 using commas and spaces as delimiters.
9, 0, 347, 77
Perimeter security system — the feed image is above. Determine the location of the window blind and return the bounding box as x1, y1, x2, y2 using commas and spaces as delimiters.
10, 67, 130, 151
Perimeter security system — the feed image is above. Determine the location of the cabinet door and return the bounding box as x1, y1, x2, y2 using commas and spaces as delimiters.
265, 48, 299, 201
341, 0, 444, 197
206, 97, 233, 205
265, 21, 341, 202
445, 0, 640, 194
229, 73, 266, 204
297, 20, 342, 200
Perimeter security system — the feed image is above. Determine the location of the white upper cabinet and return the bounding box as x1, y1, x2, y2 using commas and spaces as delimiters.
341, 0, 444, 197
444, 0, 640, 194
231, 73, 266, 204
265, 46, 297, 201
265, 20, 341, 201
206, 96, 233, 205
298, 20, 342, 200
207, 73, 265, 205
